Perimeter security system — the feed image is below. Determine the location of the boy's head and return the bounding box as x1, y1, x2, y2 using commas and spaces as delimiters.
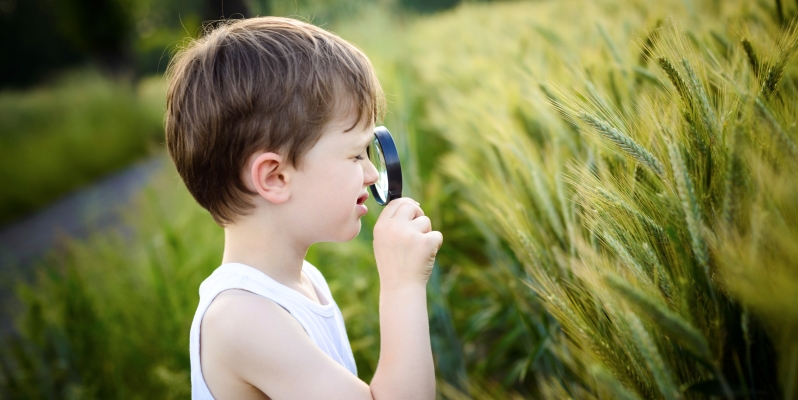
165, 17, 385, 227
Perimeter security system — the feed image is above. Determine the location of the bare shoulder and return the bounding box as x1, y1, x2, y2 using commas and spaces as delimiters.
203, 289, 299, 334
201, 288, 305, 368
200, 289, 305, 399
199, 289, 371, 399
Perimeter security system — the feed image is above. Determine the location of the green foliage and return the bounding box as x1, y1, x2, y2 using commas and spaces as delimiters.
0, 167, 220, 398
398, 0, 460, 14
51, 0, 134, 54
0, 71, 165, 224
404, 0, 798, 397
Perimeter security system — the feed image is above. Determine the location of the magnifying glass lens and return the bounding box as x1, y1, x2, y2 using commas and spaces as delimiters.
368, 136, 389, 202
368, 126, 402, 205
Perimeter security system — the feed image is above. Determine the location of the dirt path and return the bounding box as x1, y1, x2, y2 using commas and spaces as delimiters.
0, 154, 166, 334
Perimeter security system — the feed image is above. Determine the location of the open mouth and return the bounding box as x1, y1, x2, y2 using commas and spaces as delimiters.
357, 193, 368, 205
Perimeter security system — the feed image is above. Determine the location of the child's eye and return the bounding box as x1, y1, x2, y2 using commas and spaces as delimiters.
355, 155, 365, 161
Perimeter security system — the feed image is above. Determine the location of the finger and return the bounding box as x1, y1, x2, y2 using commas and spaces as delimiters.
380, 198, 418, 219
410, 216, 432, 233
426, 230, 443, 251
393, 201, 424, 221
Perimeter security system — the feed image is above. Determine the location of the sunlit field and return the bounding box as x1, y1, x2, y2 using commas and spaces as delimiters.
2, 0, 797, 398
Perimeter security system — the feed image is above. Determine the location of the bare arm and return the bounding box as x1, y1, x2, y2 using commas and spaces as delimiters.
201, 198, 441, 399
370, 198, 441, 399
202, 291, 373, 400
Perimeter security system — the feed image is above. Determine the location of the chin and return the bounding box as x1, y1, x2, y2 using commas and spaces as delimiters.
343, 220, 362, 241
329, 220, 362, 242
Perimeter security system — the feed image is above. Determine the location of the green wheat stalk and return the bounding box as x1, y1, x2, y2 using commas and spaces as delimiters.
606, 275, 711, 363
657, 57, 709, 152
755, 97, 798, 158
710, 30, 731, 55
602, 231, 650, 282
578, 112, 665, 177
589, 364, 642, 400
641, 242, 673, 301
626, 312, 681, 400
598, 23, 624, 67
539, 83, 561, 104
667, 143, 708, 271
633, 66, 660, 85
532, 170, 566, 242
682, 111, 708, 154
668, 143, 719, 310
720, 129, 737, 225
595, 187, 668, 247
681, 58, 717, 140
637, 20, 662, 66
741, 38, 761, 78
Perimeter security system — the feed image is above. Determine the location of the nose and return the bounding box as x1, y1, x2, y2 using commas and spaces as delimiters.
363, 157, 379, 187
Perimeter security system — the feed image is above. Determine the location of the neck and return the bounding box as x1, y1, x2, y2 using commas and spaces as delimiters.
221, 216, 309, 287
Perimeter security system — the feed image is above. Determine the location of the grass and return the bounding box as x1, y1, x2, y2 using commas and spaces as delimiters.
3, 0, 798, 398
0, 70, 166, 225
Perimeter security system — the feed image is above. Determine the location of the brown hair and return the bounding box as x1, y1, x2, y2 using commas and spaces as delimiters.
165, 17, 385, 226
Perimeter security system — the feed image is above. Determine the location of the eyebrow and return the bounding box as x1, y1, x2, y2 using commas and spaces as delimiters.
352, 134, 372, 150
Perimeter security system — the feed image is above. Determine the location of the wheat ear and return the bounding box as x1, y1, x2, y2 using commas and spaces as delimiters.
681, 111, 708, 154
641, 242, 673, 301
578, 112, 665, 177
681, 58, 717, 140
607, 275, 711, 363
626, 312, 681, 400
657, 56, 693, 105
602, 231, 650, 282
755, 97, 798, 159
760, 66, 783, 100
668, 143, 719, 309
667, 143, 708, 271
638, 20, 662, 66
596, 187, 667, 246
762, 19, 798, 98
589, 364, 642, 400
720, 128, 738, 225
741, 38, 761, 78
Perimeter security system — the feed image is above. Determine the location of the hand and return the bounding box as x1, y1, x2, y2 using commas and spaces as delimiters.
373, 198, 443, 289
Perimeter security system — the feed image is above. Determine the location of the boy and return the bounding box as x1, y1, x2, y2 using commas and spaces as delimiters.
165, 16, 443, 399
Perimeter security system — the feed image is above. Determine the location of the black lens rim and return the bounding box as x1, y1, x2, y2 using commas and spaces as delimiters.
369, 126, 402, 206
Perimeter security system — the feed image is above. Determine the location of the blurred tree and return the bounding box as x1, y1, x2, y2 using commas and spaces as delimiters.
49, 0, 135, 74
0, 0, 480, 88
204, 0, 251, 21
0, 0, 211, 87
399, 0, 460, 13
0, 0, 86, 88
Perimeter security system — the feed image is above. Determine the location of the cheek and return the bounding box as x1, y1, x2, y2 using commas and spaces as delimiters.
307, 163, 362, 202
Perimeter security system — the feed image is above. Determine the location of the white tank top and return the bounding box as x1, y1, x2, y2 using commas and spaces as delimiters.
189, 261, 357, 399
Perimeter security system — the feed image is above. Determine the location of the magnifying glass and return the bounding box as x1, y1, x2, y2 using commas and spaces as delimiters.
368, 126, 402, 206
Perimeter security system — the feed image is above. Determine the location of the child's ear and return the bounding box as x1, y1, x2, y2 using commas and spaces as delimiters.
249, 151, 292, 204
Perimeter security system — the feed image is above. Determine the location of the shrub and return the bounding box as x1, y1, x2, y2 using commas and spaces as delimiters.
0, 71, 165, 225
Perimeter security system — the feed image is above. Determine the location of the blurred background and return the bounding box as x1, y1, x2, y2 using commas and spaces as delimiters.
2, 0, 798, 398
